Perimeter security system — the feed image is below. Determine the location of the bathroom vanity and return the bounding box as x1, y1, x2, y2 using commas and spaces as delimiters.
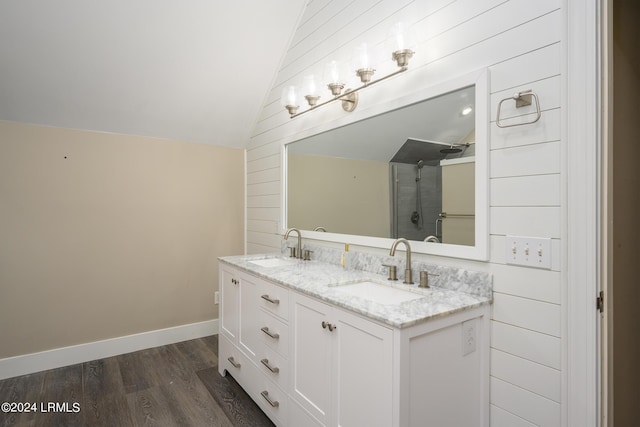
218, 250, 492, 427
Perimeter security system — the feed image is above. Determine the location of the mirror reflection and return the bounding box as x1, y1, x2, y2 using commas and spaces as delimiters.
286, 85, 476, 246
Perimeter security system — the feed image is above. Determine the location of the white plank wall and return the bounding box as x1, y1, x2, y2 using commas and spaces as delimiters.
246, 0, 565, 425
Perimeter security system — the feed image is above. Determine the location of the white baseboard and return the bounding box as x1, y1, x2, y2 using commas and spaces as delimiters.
0, 319, 219, 380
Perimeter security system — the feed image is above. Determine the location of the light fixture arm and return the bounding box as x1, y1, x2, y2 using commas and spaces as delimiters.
289, 66, 409, 118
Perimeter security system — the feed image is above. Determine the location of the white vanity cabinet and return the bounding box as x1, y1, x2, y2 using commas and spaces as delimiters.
290, 292, 393, 427
238, 272, 262, 360
218, 266, 251, 391
291, 292, 393, 427
218, 265, 290, 425
219, 266, 239, 341
218, 261, 490, 427
289, 293, 490, 427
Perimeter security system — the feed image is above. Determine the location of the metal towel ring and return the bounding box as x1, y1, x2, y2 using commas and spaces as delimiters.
496, 90, 541, 128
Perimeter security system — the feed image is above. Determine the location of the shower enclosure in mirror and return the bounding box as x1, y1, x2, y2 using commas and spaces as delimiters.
283, 70, 488, 260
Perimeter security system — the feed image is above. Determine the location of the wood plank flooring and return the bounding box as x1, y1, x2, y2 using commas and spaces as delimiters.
0, 335, 275, 427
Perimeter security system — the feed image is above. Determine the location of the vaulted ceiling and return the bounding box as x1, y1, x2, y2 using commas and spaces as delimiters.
0, 1, 306, 148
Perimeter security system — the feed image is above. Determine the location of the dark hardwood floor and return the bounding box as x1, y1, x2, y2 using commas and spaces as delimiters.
0, 335, 275, 427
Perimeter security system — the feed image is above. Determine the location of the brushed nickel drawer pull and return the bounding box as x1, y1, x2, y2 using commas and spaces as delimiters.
227, 356, 241, 369
260, 390, 280, 408
260, 326, 280, 339
261, 294, 280, 305
260, 358, 280, 374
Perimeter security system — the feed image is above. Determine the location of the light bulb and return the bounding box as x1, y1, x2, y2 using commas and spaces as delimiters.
281, 85, 299, 115
324, 61, 341, 83
324, 60, 345, 96
353, 43, 376, 83
303, 74, 321, 106
354, 43, 372, 69
303, 75, 319, 95
387, 22, 416, 67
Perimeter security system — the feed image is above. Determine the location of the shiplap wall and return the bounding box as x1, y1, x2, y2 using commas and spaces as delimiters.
247, 1, 564, 425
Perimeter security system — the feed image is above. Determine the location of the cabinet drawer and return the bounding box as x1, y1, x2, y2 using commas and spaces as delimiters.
219, 334, 250, 384
259, 280, 289, 320
253, 376, 289, 425
256, 343, 288, 392
258, 310, 289, 357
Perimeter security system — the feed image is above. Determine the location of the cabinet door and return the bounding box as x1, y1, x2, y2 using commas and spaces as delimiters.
291, 293, 333, 426
290, 399, 323, 427
220, 267, 239, 341
333, 308, 393, 427
238, 273, 262, 360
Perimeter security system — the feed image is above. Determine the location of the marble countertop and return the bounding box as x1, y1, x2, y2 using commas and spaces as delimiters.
219, 253, 492, 329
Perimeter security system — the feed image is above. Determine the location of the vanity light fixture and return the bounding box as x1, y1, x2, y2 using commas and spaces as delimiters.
281, 23, 416, 119
388, 22, 416, 67
281, 85, 300, 115
354, 42, 376, 84
324, 60, 345, 96
302, 74, 321, 106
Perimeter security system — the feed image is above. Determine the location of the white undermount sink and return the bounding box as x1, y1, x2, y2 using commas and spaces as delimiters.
249, 257, 299, 268
331, 281, 424, 305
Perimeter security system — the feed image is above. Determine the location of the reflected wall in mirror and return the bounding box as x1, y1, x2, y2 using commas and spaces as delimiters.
284, 70, 489, 260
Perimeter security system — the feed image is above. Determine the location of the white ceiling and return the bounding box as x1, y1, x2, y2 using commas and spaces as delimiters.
0, 1, 306, 148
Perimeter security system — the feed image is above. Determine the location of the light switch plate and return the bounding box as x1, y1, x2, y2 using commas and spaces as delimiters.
505, 235, 552, 269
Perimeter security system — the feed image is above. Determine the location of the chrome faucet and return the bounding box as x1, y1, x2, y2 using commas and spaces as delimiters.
284, 228, 302, 259
389, 238, 413, 284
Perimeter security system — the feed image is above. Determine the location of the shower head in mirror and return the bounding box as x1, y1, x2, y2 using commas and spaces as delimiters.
440, 143, 469, 154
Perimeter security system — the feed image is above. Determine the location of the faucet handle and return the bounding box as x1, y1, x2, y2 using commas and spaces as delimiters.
303, 249, 313, 261
288, 247, 297, 258
419, 271, 440, 288
382, 264, 398, 281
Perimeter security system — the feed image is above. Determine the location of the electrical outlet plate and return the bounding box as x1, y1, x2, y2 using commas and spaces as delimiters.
214, 291, 219, 305
461, 320, 476, 356
505, 235, 552, 269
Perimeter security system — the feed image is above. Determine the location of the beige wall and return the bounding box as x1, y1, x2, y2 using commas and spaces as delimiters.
288, 154, 390, 238
0, 121, 244, 359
